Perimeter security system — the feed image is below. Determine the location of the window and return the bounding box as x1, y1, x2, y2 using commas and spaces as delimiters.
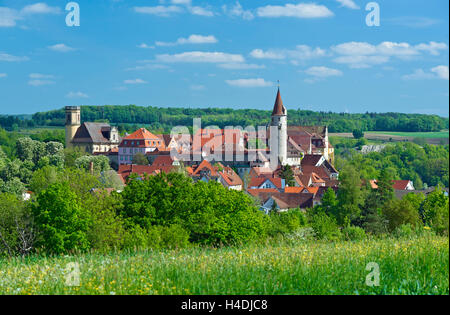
137, 141, 140, 146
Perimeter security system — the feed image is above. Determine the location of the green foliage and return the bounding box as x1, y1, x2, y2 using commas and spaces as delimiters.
120, 172, 268, 245
75, 155, 110, 173
421, 186, 449, 235
309, 212, 341, 241
279, 165, 295, 187
352, 129, 364, 139
336, 165, 364, 225
383, 199, 422, 232
29, 106, 449, 133
132, 153, 149, 165
64, 147, 88, 168
341, 142, 449, 188
32, 183, 90, 254
342, 226, 366, 241
268, 209, 306, 236
0, 193, 34, 257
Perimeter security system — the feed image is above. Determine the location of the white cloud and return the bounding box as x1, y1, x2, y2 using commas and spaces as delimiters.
21, 3, 61, 15
156, 35, 218, 47
218, 63, 265, 70
0, 73, 7, 78
250, 49, 285, 60
402, 66, 449, 80
257, 3, 334, 19
137, 43, 155, 49
250, 45, 326, 62
402, 69, 436, 80
124, 79, 147, 84
431, 65, 449, 80
134, 6, 183, 17
222, 2, 254, 20
304, 66, 343, 78
0, 52, 29, 62
1, 3, 60, 28
188, 6, 214, 17
336, 0, 360, 10
156, 51, 245, 63
0, 7, 20, 27
48, 43, 74, 52
66, 91, 89, 98
332, 41, 448, 68
171, 0, 191, 5
225, 78, 272, 87
387, 17, 441, 28
333, 55, 389, 68
415, 42, 449, 56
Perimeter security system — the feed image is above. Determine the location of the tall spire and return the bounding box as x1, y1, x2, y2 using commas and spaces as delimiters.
272, 86, 286, 116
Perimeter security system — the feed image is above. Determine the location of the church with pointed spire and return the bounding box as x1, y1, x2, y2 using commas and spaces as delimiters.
268, 87, 334, 166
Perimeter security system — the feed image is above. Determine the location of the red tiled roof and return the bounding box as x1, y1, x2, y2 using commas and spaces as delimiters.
152, 155, 175, 167
118, 164, 175, 182
285, 187, 304, 194
392, 180, 412, 190
124, 128, 159, 140
247, 188, 279, 198
219, 167, 243, 187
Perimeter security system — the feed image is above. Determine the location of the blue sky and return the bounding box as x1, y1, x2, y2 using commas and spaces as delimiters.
0, 0, 449, 116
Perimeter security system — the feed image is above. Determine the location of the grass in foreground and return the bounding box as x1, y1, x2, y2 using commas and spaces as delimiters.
0, 235, 448, 295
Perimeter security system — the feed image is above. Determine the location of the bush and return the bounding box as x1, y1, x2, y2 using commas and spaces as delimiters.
310, 212, 341, 241
268, 209, 307, 236
342, 226, 366, 241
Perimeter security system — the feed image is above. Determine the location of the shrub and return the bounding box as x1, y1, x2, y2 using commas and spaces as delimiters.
310, 212, 341, 241
268, 209, 306, 236
342, 226, 366, 241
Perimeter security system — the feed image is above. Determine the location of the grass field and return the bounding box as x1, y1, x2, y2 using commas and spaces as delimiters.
1, 235, 448, 295
368, 131, 449, 138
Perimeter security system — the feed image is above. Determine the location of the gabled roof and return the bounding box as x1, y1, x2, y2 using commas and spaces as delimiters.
247, 188, 279, 198
301, 154, 324, 167
249, 176, 284, 189
152, 155, 175, 167
302, 165, 330, 181
191, 160, 220, 177
285, 187, 304, 194
272, 88, 286, 116
72, 122, 112, 144
219, 167, 243, 187
392, 180, 413, 190
124, 128, 159, 140
271, 193, 314, 210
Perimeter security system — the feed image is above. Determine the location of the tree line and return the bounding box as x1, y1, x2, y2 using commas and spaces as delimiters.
1, 105, 447, 133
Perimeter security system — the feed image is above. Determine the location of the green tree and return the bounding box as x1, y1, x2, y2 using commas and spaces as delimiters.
352, 129, 364, 139
383, 199, 422, 232
422, 186, 449, 235
279, 165, 295, 187
32, 182, 90, 254
336, 165, 363, 225
132, 152, 149, 165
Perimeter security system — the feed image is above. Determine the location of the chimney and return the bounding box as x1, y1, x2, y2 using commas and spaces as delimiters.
89, 161, 94, 175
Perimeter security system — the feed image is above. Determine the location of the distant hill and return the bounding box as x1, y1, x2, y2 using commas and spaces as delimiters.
1, 105, 449, 133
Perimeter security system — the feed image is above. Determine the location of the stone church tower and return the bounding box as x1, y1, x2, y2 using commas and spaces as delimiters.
65, 106, 81, 148
270, 88, 288, 165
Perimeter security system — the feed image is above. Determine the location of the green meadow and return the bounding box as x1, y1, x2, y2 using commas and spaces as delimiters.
1, 235, 448, 295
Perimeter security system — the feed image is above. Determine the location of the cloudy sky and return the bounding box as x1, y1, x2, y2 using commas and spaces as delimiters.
0, 0, 449, 116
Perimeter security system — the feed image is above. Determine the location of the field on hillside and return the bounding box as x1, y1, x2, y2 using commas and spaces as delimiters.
1, 235, 448, 295
331, 131, 449, 145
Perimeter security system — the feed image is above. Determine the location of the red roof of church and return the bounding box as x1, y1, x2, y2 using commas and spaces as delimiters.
272, 88, 286, 116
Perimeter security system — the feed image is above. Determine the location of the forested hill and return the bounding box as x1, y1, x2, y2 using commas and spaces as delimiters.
2, 105, 449, 133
